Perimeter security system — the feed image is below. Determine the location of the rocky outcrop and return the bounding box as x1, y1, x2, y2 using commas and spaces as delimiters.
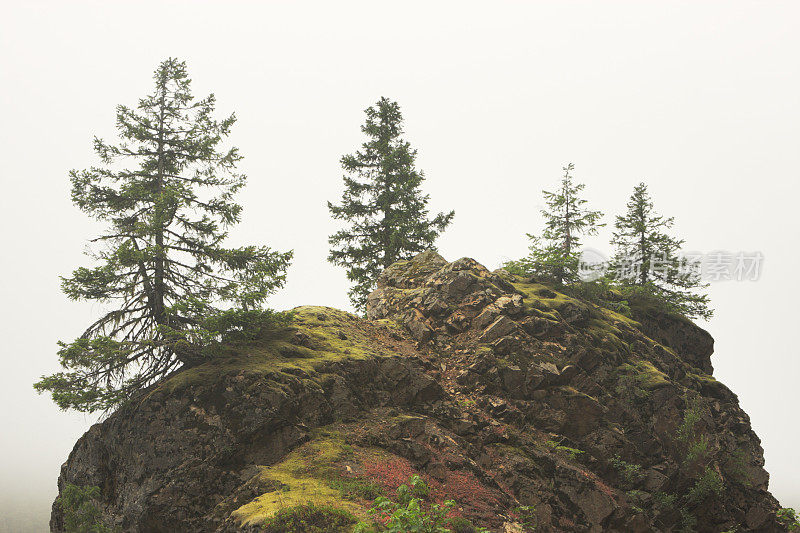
52, 253, 785, 532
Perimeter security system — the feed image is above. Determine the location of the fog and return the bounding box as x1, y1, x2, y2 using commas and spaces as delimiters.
1, 1, 798, 529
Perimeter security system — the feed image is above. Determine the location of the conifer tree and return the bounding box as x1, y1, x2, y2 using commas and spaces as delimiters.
328, 97, 454, 311
609, 183, 711, 319
35, 58, 292, 412
507, 164, 603, 284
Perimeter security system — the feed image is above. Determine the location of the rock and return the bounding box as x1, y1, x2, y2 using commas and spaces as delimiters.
631, 305, 715, 373
479, 316, 518, 343
405, 309, 434, 342
472, 305, 501, 330
559, 364, 579, 384
445, 310, 470, 332
554, 299, 591, 325
495, 294, 525, 316
290, 331, 312, 347
520, 315, 563, 338
50, 254, 784, 533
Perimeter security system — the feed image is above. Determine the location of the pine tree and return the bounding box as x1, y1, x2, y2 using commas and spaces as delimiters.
328, 97, 454, 311
609, 182, 711, 319
35, 58, 292, 412
507, 164, 603, 284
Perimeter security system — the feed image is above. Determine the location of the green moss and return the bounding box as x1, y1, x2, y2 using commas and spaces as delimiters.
686, 371, 717, 385
598, 307, 640, 328
511, 281, 577, 314
617, 359, 671, 390
556, 385, 599, 402
543, 439, 584, 459
158, 306, 390, 394
231, 431, 369, 527
262, 502, 357, 532
528, 307, 561, 322
585, 318, 630, 353
475, 345, 493, 357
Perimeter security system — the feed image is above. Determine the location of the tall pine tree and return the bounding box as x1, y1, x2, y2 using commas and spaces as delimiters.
506, 164, 603, 284
610, 182, 711, 319
35, 59, 292, 412
328, 97, 454, 311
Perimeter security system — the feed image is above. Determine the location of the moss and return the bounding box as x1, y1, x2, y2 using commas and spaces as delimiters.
686, 371, 717, 385
556, 385, 599, 402
598, 307, 640, 328
528, 307, 561, 322
158, 306, 391, 394
262, 503, 357, 532
231, 431, 369, 526
511, 281, 577, 314
617, 359, 671, 390
543, 439, 584, 459
475, 345, 493, 357
585, 318, 630, 354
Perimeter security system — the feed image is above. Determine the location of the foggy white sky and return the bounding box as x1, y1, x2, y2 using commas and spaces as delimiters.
1, 1, 798, 530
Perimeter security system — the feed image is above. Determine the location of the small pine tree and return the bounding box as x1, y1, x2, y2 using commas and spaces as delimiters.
57, 484, 111, 533
34, 59, 292, 412
328, 97, 454, 311
507, 164, 603, 284
609, 182, 712, 319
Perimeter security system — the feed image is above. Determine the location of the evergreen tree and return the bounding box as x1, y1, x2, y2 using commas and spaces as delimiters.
35, 58, 292, 412
328, 97, 454, 311
609, 183, 711, 319
506, 164, 603, 284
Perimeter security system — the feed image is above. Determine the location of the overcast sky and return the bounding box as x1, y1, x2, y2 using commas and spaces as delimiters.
1, 1, 798, 530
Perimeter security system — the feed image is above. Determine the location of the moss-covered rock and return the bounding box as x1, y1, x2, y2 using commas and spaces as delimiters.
51, 253, 783, 533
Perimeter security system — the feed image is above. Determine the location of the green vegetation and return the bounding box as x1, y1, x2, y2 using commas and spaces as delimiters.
505, 180, 712, 321
512, 505, 538, 531
609, 183, 711, 320
544, 439, 584, 460
676, 398, 703, 444
608, 455, 644, 487
328, 97, 454, 312
678, 508, 698, 533
231, 430, 371, 526
262, 502, 357, 532
35, 58, 291, 412
504, 163, 603, 285
686, 466, 724, 503
652, 491, 677, 513
158, 306, 387, 394
777, 508, 800, 531
353, 475, 486, 533
724, 448, 752, 487
616, 359, 670, 393
685, 434, 710, 464
57, 484, 112, 533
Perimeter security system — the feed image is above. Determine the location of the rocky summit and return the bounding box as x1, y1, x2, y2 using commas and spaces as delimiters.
51, 252, 784, 532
